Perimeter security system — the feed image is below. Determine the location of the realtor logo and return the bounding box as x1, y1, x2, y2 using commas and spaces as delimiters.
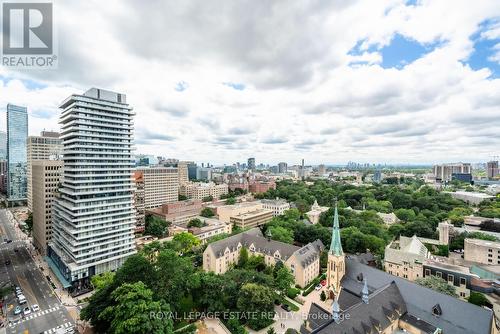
1, 1, 57, 68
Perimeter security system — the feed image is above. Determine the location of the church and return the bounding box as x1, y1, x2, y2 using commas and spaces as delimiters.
301, 205, 497, 334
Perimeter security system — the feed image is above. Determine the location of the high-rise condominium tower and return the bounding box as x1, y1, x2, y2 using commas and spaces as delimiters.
6, 104, 28, 203
49, 88, 136, 289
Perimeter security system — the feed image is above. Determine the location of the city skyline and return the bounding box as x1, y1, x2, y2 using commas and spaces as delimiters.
0, 1, 499, 164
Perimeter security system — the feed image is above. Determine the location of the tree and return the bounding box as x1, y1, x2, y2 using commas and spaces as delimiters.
200, 207, 214, 218
145, 215, 168, 238
99, 282, 173, 334
187, 218, 204, 228
179, 194, 188, 201
91, 272, 115, 291
267, 328, 277, 334
268, 226, 294, 244
274, 267, 294, 301
225, 197, 237, 205
246, 255, 267, 272
320, 291, 326, 301
202, 195, 213, 202
25, 213, 33, 233
193, 272, 227, 312
172, 232, 200, 253
81, 284, 116, 333
238, 247, 249, 268
237, 283, 275, 330
468, 292, 492, 308
415, 276, 457, 296
114, 254, 155, 288
394, 208, 416, 222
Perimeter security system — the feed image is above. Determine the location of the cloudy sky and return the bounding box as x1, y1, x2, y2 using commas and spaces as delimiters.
1, 0, 499, 165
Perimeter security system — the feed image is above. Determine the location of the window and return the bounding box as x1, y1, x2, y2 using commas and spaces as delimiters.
425, 269, 431, 276
447, 274, 454, 283
460, 277, 466, 285
436, 272, 442, 278
432, 304, 442, 316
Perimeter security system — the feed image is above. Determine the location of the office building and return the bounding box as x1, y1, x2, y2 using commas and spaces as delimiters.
135, 154, 158, 166
247, 157, 255, 171
6, 104, 28, 203
432, 163, 472, 182
260, 198, 290, 216
230, 208, 274, 229
0, 131, 6, 159
146, 199, 202, 225
137, 167, 179, 209
487, 161, 499, 179
464, 238, 500, 265
0, 160, 7, 194
179, 182, 228, 200
177, 161, 190, 185
204, 228, 323, 287
133, 171, 146, 233
248, 180, 276, 193
27, 132, 62, 211
451, 173, 473, 183
196, 167, 212, 181
32, 160, 63, 255
278, 162, 288, 174
187, 162, 197, 180
49, 88, 136, 289
318, 164, 326, 175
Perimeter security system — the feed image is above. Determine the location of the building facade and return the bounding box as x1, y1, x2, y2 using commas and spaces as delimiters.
146, 199, 202, 225
177, 161, 190, 185
278, 162, 287, 174
6, 104, 28, 203
487, 161, 499, 179
27, 132, 62, 211
384, 235, 430, 281
260, 198, 290, 216
229, 209, 274, 229
179, 182, 228, 200
49, 88, 136, 290
133, 171, 146, 233
247, 157, 256, 171
137, 167, 179, 209
464, 238, 500, 265
0, 131, 6, 159
32, 160, 63, 255
432, 163, 472, 182
203, 228, 323, 287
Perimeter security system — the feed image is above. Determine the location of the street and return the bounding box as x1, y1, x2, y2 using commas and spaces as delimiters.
0, 209, 74, 334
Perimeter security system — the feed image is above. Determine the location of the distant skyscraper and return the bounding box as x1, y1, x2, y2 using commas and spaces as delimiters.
487, 161, 499, 179
7, 104, 28, 203
187, 162, 198, 180
49, 88, 136, 288
0, 131, 6, 159
278, 162, 288, 174
248, 157, 256, 171
27, 132, 62, 211
318, 164, 326, 175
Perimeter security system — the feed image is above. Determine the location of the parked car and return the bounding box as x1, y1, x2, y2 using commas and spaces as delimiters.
23, 307, 31, 316
14, 248, 18, 252
14, 306, 22, 315
6, 239, 12, 243
18, 295, 27, 304
315, 284, 322, 291
280, 303, 291, 311
15, 289, 23, 297
31, 304, 40, 312
5, 260, 11, 265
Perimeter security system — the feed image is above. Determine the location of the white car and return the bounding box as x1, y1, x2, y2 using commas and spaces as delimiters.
23, 307, 31, 316
315, 284, 322, 291
31, 304, 40, 312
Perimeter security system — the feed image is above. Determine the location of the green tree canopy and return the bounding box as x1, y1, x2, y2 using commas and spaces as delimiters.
415, 276, 457, 296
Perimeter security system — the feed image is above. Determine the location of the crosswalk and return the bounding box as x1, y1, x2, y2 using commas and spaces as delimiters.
43, 322, 73, 334
8, 305, 61, 327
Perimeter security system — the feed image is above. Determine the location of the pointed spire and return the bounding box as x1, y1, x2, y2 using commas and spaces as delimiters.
362, 278, 369, 304
329, 204, 343, 256
332, 297, 341, 323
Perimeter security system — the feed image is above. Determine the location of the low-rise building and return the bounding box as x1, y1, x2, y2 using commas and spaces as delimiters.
203, 228, 324, 287
146, 199, 203, 225
180, 182, 228, 200
445, 191, 494, 205
377, 212, 399, 225
216, 202, 264, 223
248, 180, 275, 194
423, 258, 473, 299
260, 198, 290, 217
464, 238, 500, 265
230, 209, 274, 229
384, 235, 430, 281
186, 217, 231, 243
305, 200, 329, 224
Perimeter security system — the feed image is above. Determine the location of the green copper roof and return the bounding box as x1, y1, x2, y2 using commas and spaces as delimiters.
329, 204, 343, 256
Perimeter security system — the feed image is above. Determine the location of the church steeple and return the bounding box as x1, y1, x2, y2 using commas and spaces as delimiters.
326, 203, 346, 298
329, 204, 343, 256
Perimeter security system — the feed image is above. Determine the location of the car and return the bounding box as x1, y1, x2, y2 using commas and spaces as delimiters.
15, 286, 22, 292
18, 295, 27, 304
6, 239, 12, 243
280, 303, 291, 311
14, 306, 22, 315
15, 289, 23, 297
65, 329, 75, 334
14, 248, 18, 252
5, 260, 11, 265
315, 284, 322, 291
31, 304, 40, 312
23, 307, 31, 316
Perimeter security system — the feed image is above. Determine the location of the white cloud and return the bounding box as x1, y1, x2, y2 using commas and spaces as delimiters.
1, 0, 499, 165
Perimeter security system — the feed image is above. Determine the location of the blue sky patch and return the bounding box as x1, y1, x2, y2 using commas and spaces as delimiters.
0, 75, 48, 90
175, 81, 188, 92
466, 19, 500, 78
223, 82, 245, 91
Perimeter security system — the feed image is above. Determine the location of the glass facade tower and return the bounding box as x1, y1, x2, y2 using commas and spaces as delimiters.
6, 104, 28, 202
49, 88, 136, 290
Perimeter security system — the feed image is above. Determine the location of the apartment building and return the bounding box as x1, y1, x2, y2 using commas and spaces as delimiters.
27, 132, 62, 211
464, 238, 500, 265
179, 182, 228, 200
137, 166, 179, 209
384, 235, 430, 281
133, 171, 146, 233
6, 104, 28, 203
230, 209, 274, 229
432, 163, 471, 182
203, 228, 324, 287
260, 198, 290, 217
32, 160, 63, 255
177, 161, 191, 185
49, 88, 136, 289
